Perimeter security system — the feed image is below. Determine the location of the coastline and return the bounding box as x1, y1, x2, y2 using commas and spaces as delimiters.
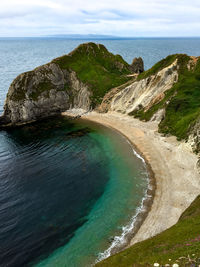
63, 109, 156, 257
93, 121, 156, 261
62, 110, 200, 255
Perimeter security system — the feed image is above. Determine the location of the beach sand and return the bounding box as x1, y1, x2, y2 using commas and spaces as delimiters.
62, 110, 200, 247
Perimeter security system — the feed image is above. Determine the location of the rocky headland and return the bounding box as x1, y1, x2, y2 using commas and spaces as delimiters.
0, 43, 135, 126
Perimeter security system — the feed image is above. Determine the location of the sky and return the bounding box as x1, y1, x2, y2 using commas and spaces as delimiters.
0, 0, 200, 37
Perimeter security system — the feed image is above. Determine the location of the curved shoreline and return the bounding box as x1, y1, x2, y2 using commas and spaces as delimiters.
62, 110, 200, 258
64, 111, 156, 257
95, 126, 156, 262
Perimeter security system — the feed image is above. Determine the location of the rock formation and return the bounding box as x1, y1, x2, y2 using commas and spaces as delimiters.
99, 53, 200, 156
130, 57, 144, 73
0, 42, 132, 126
110, 60, 178, 115
3, 67, 91, 125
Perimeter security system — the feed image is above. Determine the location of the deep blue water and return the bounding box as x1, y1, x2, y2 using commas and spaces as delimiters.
0, 116, 148, 267
0, 118, 109, 266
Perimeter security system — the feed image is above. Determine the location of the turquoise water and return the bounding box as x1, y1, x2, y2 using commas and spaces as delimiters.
35, 118, 148, 267
0, 116, 148, 267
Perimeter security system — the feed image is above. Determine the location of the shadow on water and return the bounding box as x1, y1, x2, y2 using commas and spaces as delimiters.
5, 115, 94, 145
0, 115, 110, 267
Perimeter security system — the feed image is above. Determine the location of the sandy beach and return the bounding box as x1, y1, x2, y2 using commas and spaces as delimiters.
62, 110, 200, 247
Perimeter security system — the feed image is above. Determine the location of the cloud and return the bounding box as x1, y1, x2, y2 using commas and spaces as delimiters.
0, 0, 200, 36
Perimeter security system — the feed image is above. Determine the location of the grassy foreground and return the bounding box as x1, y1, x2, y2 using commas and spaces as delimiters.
96, 195, 200, 266
133, 54, 200, 141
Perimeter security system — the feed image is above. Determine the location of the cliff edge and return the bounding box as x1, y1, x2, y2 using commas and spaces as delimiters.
0, 42, 134, 126
99, 54, 200, 155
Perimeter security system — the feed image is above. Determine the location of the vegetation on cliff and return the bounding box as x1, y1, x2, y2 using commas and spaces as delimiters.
53, 42, 131, 106
96, 195, 200, 267
10, 43, 131, 106
137, 54, 178, 81
132, 54, 200, 140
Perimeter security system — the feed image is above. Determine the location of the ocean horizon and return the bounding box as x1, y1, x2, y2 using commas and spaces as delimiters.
1, 37, 200, 114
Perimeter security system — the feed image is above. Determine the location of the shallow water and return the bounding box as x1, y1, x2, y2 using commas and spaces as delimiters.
0, 116, 148, 266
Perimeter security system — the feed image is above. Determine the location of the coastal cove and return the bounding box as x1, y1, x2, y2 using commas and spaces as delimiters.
0, 115, 149, 267
66, 111, 200, 250
1, 39, 200, 266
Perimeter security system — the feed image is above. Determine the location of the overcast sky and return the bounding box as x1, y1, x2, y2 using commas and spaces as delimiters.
1, 0, 200, 37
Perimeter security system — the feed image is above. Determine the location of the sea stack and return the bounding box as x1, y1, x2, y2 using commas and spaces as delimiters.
130, 57, 144, 73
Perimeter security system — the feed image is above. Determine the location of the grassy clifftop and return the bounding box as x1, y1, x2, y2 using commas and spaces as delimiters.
53, 42, 131, 106
133, 54, 200, 140
10, 43, 132, 107
137, 54, 178, 81
96, 195, 200, 267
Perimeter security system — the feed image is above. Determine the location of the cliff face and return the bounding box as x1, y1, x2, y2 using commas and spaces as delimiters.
188, 118, 200, 153
110, 60, 178, 114
100, 54, 200, 154
3, 65, 91, 124
1, 42, 132, 126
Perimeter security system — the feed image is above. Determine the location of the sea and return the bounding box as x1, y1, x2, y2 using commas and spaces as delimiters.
0, 37, 200, 267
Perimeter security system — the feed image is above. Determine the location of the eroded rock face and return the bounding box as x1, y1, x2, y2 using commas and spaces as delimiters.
150, 108, 165, 123
187, 118, 200, 153
130, 57, 144, 74
110, 60, 178, 115
3, 64, 91, 125
1, 42, 132, 126
97, 79, 136, 113
187, 118, 200, 172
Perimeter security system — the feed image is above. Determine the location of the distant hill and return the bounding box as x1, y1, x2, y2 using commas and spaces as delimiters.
45, 34, 122, 39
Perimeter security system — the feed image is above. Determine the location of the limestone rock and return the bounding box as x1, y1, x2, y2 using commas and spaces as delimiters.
187, 117, 200, 154
150, 108, 165, 123
2, 65, 91, 125
0, 42, 131, 126
130, 57, 144, 73
110, 59, 178, 115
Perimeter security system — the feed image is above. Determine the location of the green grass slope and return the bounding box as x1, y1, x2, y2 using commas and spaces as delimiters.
53, 42, 131, 106
10, 43, 132, 107
133, 54, 200, 140
96, 195, 200, 267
